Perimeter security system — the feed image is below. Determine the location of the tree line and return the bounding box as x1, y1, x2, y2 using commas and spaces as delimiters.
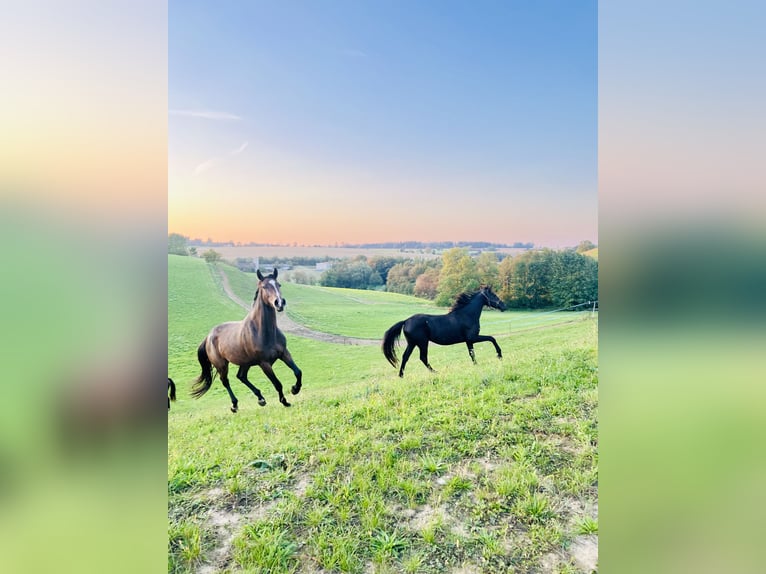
318, 243, 597, 309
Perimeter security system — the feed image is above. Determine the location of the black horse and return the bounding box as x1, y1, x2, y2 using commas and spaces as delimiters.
168, 377, 176, 409
382, 285, 507, 377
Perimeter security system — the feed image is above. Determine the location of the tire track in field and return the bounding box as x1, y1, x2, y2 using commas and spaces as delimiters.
216, 267, 379, 346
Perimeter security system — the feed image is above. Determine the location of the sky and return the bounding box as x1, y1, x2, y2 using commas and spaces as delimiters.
169, 0, 597, 248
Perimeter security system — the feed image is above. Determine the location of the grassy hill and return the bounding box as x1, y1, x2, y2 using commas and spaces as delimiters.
168, 255, 598, 573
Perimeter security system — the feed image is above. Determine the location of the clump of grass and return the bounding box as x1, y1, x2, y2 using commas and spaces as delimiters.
309, 529, 362, 572
472, 528, 503, 561
420, 454, 448, 475
577, 516, 598, 534
444, 476, 472, 497
168, 519, 204, 571
233, 523, 298, 572
402, 551, 427, 573
370, 529, 409, 564
420, 516, 445, 545
515, 492, 555, 524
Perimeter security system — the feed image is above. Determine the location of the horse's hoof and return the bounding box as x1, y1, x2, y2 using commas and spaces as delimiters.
258, 399, 267, 407
497, 355, 503, 360
231, 405, 238, 413
282, 400, 291, 407
291, 385, 300, 395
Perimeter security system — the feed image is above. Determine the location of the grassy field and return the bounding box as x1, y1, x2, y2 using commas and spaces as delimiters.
169, 256, 598, 573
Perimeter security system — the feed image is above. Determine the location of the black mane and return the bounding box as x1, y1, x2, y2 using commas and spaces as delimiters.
450, 291, 479, 311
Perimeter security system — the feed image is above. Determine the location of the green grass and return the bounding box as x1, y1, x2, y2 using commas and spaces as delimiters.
169, 255, 598, 573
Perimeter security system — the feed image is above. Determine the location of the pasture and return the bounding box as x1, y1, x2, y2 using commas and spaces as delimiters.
168, 255, 598, 573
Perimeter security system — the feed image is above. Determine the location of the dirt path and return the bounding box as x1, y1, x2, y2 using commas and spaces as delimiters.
216, 267, 380, 346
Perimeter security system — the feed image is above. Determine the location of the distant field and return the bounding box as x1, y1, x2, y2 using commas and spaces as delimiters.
207, 245, 530, 262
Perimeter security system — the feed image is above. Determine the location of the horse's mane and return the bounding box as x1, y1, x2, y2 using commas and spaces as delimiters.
450, 291, 479, 311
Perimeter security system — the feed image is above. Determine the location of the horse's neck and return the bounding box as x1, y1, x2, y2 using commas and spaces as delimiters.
246, 299, 278, 342
462, 294, 485, 318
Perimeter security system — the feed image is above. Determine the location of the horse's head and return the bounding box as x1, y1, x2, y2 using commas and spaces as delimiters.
256, 268, 286, 312
480, 285, 506, 311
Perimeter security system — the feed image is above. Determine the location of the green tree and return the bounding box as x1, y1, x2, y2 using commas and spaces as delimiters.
435, 248, 479, 306
498, 249, 556, 308
320, 260, 383, 290
201, 249, 222, 264
168, 233, 189, 256
476, 252, 500, 288
549, 250, 599, 308
368, 256, 406, 285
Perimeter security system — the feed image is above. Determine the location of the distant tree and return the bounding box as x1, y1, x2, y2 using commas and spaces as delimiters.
234, 257, 257, 272
576, 240, 597, 253
201, 249, 223, 264
188, 246, 197, 256
549, 250, 599, 308
291, 270, 316, 285
413, 267, 440, 299
168, 233, 189, 256
498, 249, 556, 308
320, 260, 382, 290
476, 252, 500, 288
386, 259, 441, 296
368, 256, 406, 285
434, 248, 479, 306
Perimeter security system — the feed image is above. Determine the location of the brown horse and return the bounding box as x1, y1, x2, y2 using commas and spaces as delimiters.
191, 268, 302, 412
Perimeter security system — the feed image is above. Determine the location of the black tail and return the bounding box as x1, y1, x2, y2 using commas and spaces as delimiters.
191, 340, 214, 398
382, 320, 405, 367
168, 377, 176, 402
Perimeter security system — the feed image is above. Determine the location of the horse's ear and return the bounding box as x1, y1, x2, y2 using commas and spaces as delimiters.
273, 267, 278, 279
257, 269, 264, 280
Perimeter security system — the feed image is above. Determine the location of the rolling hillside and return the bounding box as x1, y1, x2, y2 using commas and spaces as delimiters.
168, 255, 598, 573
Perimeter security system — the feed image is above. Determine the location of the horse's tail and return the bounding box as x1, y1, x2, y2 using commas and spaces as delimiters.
191, 339, 214, 398
168, 377, 176, 402
382, 320, 405, 367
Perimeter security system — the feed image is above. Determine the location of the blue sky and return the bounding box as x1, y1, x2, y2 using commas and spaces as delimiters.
169, 1, 597, 246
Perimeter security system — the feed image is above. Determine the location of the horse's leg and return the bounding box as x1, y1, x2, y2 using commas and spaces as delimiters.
279, 349, 302, 395
399, 342, 416, 378
465, 342, 477, 364
258, 362, 291, 407
236, 365, 267, 407
472, 335, 503, 359
218, 362, 239, 412
418, 342, 436, 372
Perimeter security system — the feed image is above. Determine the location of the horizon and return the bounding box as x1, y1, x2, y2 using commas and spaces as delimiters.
169, 233, 593, 251
169, 1, 597, 248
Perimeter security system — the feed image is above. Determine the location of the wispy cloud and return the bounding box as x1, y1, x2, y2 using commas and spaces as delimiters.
193, 158, 223, 176
193, 141, 249, 176
169, 109, 242, 121
231, 141, 249, 155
